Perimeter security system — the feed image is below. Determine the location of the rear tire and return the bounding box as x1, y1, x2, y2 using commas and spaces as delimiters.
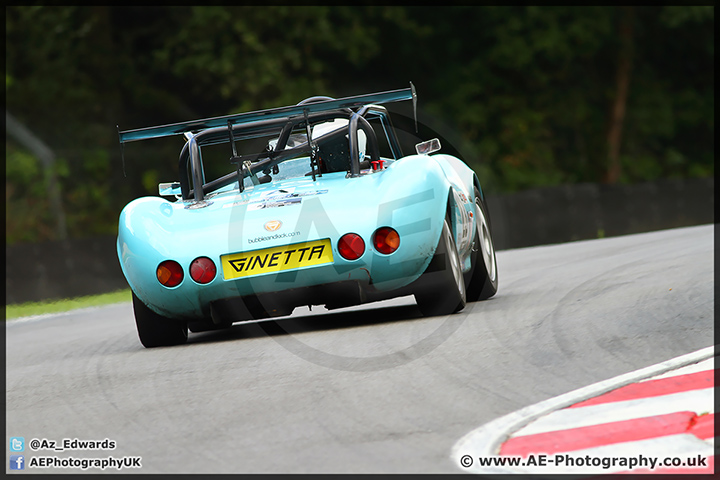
465, 188, 498, 301
132, 292, 188, 348
414, 218, 466, 316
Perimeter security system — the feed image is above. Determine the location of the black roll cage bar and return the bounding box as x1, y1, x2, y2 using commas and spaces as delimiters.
179, 109, 384, 202
117, 84, 416, 203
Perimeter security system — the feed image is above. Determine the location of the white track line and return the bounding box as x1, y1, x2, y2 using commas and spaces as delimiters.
5, 302, 129, 326
644, 357, 714, 381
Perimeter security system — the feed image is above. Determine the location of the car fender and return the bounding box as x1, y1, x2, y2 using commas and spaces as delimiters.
117, 196, 219, 318
354, 155, 456, 290
426, 154, 479, 270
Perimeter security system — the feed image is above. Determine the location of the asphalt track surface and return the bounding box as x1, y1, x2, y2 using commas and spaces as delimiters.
5, 224, 714, 474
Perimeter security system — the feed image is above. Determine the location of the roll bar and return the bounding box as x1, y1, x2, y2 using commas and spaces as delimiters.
119, 84, 416, 202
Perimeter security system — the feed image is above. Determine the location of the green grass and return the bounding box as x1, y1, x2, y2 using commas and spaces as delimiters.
5, 289, 132, 320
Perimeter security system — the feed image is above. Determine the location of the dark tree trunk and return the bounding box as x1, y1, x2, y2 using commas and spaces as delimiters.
604, 6, 634, 184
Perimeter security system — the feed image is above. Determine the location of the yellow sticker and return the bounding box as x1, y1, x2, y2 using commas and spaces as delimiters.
221, 238, 334, 280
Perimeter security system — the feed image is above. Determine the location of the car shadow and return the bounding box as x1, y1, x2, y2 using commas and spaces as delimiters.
187, 301, 423, 345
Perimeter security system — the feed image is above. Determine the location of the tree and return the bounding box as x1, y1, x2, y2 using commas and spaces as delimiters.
605, 6, 634, 184
5, 6, 714, 243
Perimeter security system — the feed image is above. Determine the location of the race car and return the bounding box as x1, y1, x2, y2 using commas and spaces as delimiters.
117, 84, 498, 347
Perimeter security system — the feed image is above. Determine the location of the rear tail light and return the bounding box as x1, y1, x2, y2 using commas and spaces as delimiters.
373, 227, 400, 254
157, 260, 183, 287
338, 233, 365, 260
190, 257, 217, 284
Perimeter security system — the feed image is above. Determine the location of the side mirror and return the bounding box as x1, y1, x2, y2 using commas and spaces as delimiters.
415, 138, 441, 155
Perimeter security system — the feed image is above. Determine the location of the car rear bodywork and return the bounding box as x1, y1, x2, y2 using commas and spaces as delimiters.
117, 85, 497, 346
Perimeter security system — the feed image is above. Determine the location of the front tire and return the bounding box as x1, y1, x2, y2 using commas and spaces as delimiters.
465, 188, 498, 301
132, 292, 188, 348
414, 218, 466, 316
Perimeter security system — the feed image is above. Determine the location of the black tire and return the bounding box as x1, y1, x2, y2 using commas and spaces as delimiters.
414, 218, 466, 316
132, 292, 188, 348
465, 188, 498, 301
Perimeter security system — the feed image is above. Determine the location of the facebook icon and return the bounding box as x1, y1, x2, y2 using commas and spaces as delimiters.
10, 455, 24, 470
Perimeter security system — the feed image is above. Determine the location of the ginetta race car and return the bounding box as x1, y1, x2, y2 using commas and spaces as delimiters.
117, 85, 498, 347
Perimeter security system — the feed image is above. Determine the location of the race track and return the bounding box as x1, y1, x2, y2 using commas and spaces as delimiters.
5, 224, 714, 474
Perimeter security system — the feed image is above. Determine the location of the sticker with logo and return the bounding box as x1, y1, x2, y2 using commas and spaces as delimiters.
265, 220, 282, 232
223, 189, 328, 209
249, 197, 302, 210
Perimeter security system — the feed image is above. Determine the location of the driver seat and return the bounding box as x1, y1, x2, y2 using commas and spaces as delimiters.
313, 119, 366, 173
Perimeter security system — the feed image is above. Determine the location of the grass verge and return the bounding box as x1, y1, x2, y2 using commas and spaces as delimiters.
5, 289, 132, 320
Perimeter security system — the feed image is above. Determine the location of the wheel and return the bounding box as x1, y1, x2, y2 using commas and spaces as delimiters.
132, 292, 188, 348
465, 188, 498, 301
414, 218, 466, 316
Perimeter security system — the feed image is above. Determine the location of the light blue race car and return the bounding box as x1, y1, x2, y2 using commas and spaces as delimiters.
117, 85, 498, 347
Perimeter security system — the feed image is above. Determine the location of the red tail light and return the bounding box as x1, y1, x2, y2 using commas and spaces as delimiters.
157, 260, 183, 287
373, 227, 400, 254
338, 233, 365, 260
190, 257, 216, 284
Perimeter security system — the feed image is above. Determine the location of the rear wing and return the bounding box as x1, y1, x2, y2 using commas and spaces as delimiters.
118, 84, 416, 144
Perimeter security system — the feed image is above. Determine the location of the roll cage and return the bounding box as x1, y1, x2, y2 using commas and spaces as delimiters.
118, 85, 416, 203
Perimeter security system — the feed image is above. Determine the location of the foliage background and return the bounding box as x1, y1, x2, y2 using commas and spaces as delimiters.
5, 6, 714, 244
